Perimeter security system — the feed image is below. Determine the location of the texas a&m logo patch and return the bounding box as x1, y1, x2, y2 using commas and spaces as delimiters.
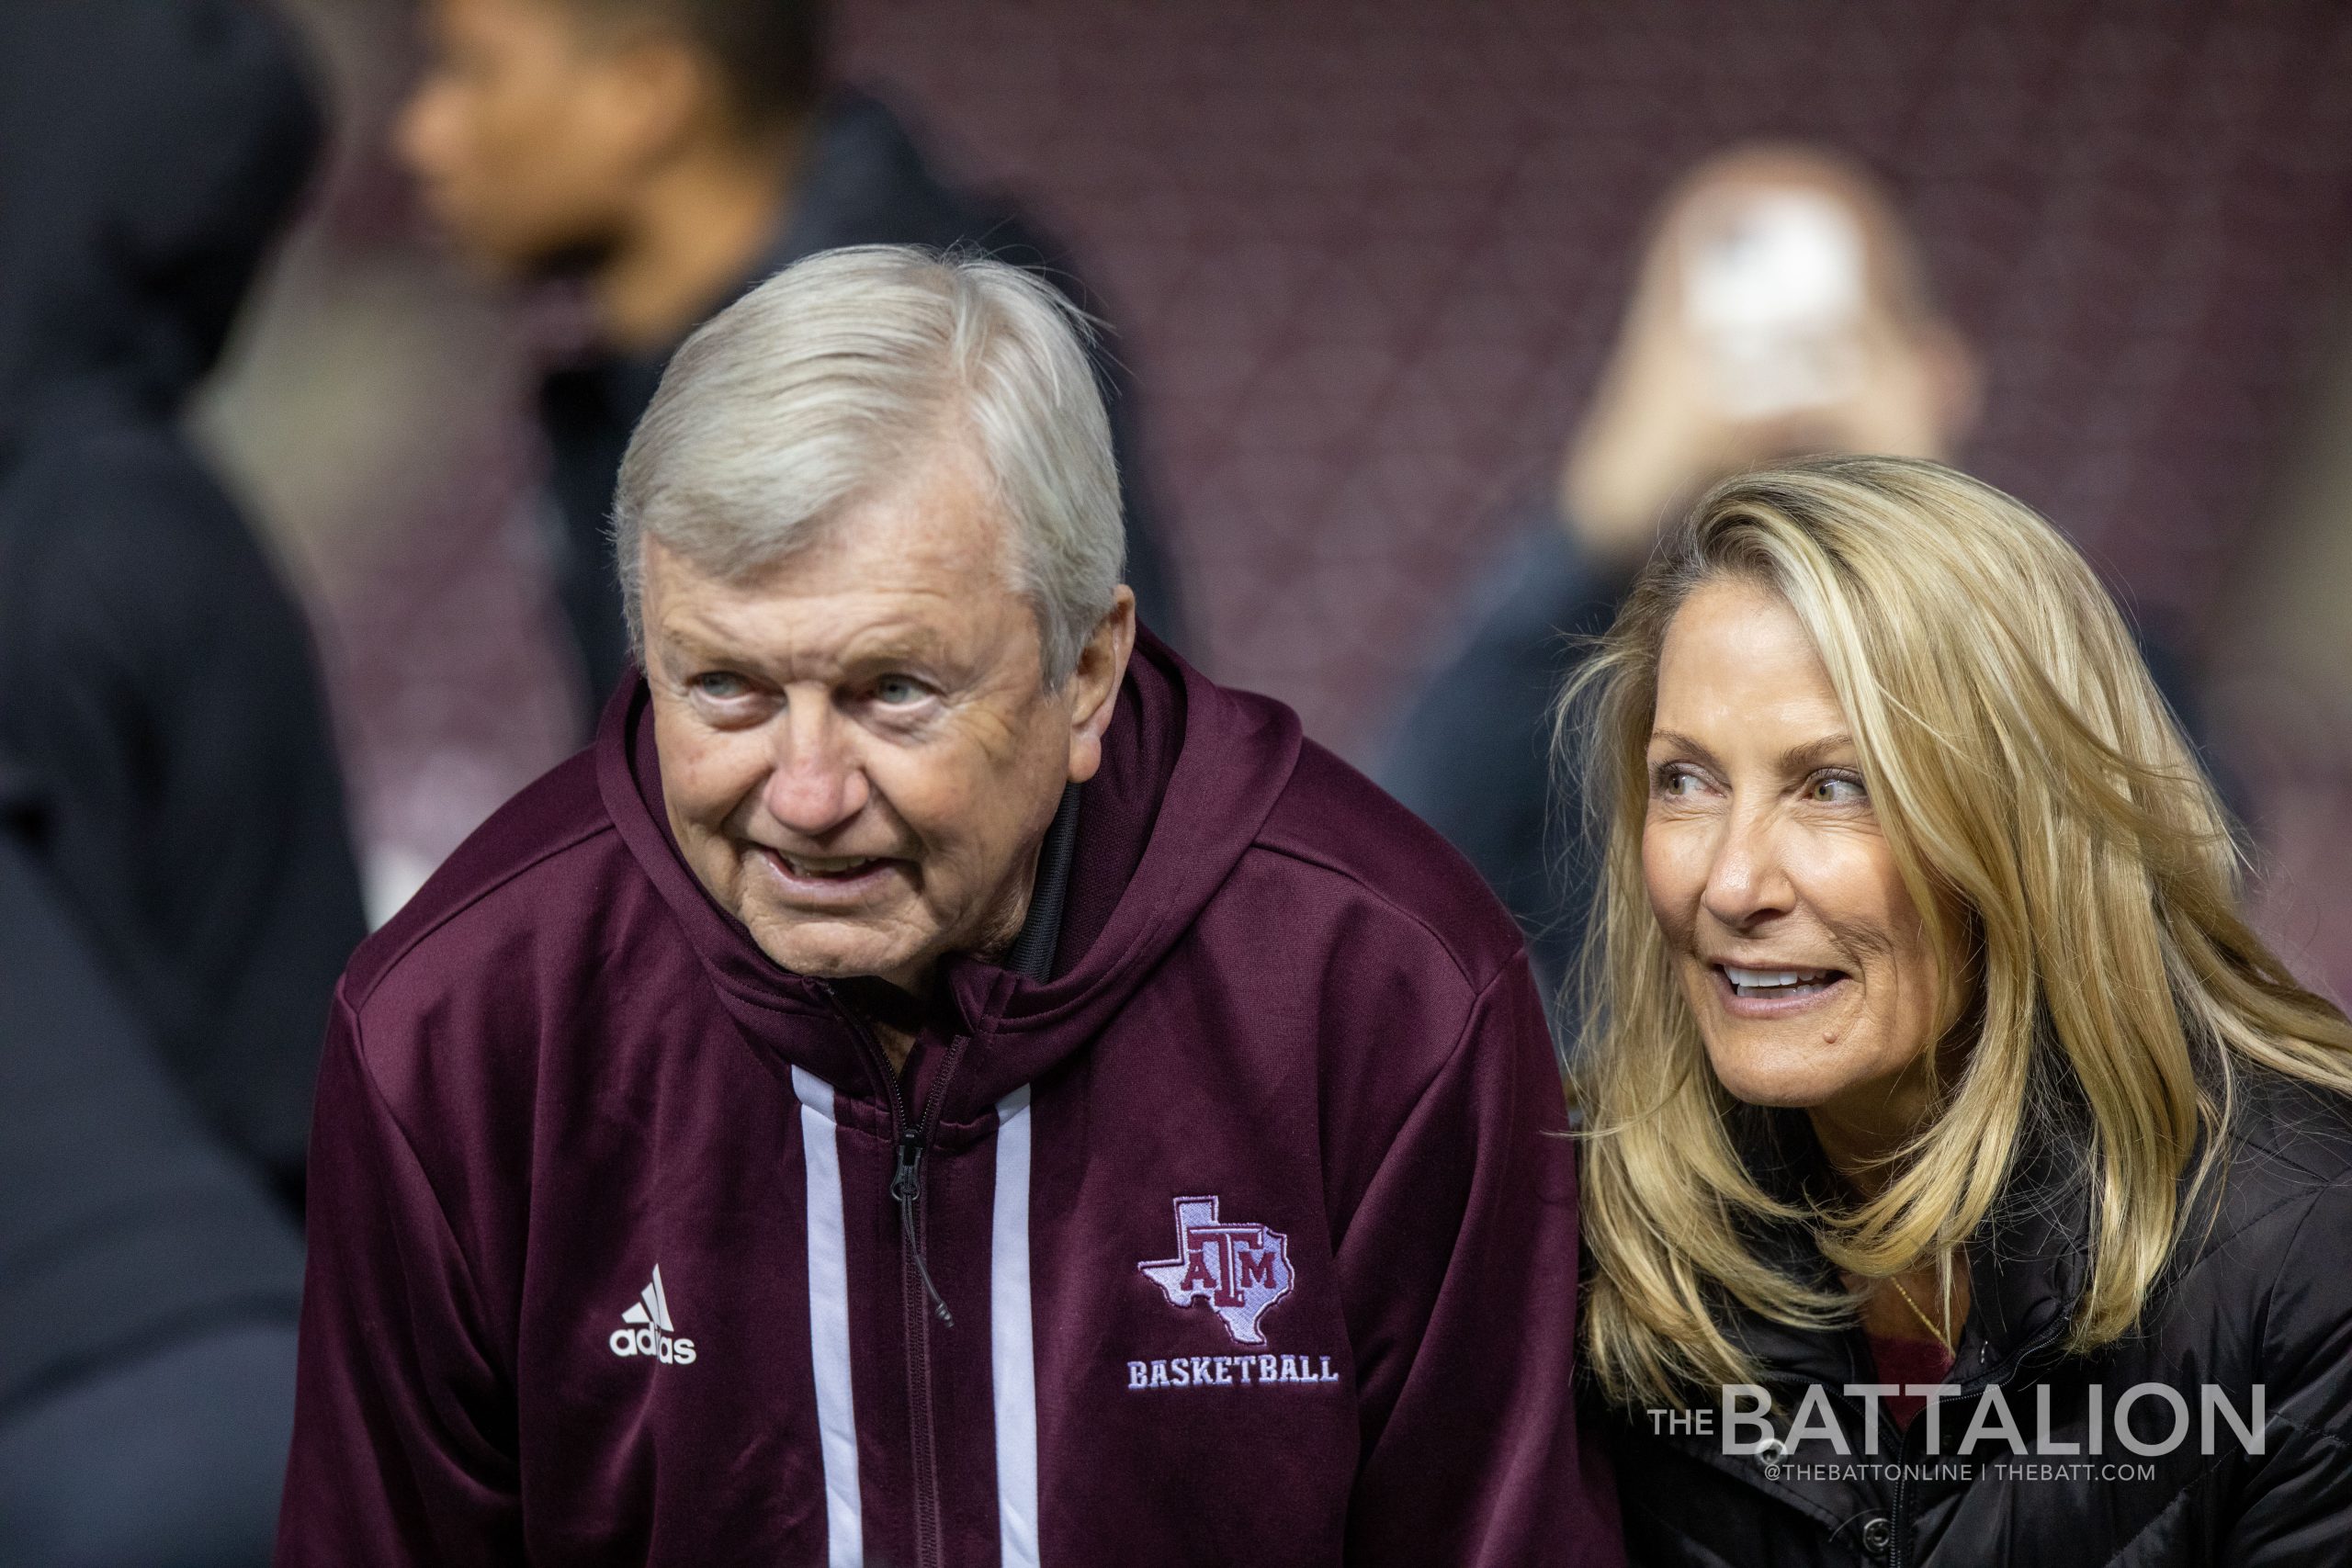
1128, 1195, 1340, 1391
1137, 1195, 1294, 1345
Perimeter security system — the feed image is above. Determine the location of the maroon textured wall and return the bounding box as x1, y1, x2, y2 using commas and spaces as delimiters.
833, 0, 2352, 751
260, 0, 2352, 987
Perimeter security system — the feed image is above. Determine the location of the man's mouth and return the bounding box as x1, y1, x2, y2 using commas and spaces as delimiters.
778, 853, 880, 880
758, 847, 899, 894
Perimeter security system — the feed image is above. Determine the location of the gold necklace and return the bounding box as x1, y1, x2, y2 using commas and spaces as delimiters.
1888, 1275, 1953, 1353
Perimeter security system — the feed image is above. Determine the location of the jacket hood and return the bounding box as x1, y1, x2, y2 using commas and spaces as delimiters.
0, 0, 322, 444
596, 630, 1305, 1119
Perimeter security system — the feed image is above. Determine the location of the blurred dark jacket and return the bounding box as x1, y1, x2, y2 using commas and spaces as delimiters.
0, 0, 368, 1198
1378, 507, 1633, 1029
0, 815, 303, 1422
1379, 501, 2224, 1043
541, 88, 1190, 713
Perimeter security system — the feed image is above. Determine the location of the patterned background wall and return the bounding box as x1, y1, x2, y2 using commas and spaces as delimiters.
836, 0, 2352, 739
207, 0, 2352, 991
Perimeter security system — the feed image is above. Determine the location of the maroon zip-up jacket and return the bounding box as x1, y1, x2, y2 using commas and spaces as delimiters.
277, 637, 1622, 1566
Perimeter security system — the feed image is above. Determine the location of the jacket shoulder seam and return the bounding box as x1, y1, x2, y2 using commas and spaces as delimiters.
347, 818, 614, 1012
1244, 839, 1512, 995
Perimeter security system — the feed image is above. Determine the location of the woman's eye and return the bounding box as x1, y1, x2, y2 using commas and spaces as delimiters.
1654, 763, 1701, 797
1811, 772, 1868, 804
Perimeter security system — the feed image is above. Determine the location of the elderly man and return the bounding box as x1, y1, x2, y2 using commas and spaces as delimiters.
278, 248, 1620, 1565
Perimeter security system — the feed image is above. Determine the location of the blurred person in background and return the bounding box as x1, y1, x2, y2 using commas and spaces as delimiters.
1380, 146, 1980, 1020
397, 0, 1190, 721
0, 0, 368, 1206
0, 793, 304, 1567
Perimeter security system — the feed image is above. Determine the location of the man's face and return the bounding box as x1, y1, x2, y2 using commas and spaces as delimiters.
641, 441, 1130, 994
397, 0, 660, 276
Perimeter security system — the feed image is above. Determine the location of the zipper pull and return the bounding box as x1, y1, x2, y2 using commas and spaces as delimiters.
892, 1128, 955, 1327
889, 1126, 923, 1202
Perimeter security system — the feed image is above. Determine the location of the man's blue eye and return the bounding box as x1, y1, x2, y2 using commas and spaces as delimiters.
875, 676, 924, 705
691, 672, 748, 700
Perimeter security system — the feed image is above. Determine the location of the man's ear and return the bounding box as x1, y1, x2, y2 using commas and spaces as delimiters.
634, 536, 674, 682
1066, 588, 1137, 785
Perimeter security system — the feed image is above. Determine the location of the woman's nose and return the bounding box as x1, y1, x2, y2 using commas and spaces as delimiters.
1701, 806, 1794, 930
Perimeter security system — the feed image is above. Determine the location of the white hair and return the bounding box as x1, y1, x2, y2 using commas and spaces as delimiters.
613, 244, 1125, 684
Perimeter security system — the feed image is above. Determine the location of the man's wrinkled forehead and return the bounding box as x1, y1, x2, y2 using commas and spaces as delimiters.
646, 547, 973, 676
637, 452, 1038, 676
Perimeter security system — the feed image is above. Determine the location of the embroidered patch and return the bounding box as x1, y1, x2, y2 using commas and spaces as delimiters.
1137, 1195, 1294, 1345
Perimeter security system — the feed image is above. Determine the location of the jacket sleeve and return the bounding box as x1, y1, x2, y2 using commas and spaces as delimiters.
275, 992, 525, 1566
2226, 1182, 2352, 1566
1338, 953, 1623, 1566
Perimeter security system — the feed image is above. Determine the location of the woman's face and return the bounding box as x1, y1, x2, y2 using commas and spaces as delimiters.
1642, 577, 1943, 1136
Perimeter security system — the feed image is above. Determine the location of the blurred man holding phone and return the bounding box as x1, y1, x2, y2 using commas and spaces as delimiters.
1382, 145, 1982, 1015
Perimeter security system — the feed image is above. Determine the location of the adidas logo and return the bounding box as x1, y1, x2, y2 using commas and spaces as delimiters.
608, 1264, 697, 1365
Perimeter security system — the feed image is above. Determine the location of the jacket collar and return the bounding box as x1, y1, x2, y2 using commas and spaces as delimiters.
1720, 1104, 2095, 1396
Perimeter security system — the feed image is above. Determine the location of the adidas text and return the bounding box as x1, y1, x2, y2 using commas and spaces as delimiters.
609, 1326, 696, 1364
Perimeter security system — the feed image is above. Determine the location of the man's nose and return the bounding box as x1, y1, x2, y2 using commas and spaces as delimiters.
760, 702, 871, 837
1700, 803, 1794, 931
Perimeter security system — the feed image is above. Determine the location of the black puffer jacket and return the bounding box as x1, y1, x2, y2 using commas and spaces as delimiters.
1596, 1070, 2352, 1566
0, 0, 367, 1200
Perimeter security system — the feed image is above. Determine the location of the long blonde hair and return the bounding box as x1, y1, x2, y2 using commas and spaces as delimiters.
1565, 455, 2352, 1409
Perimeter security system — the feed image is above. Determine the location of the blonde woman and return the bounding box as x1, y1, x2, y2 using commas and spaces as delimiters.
1566, 455, 2352, 1566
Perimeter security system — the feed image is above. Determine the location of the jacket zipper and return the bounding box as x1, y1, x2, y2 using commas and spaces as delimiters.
828, 994, 967, 1568
1881, 1332, 2047, 1567
905, 1036, 967, 1568
1886, 1438, 1908, 1568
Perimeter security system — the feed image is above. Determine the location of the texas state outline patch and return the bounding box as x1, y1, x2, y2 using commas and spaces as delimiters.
1137, 1194, 1295, 1345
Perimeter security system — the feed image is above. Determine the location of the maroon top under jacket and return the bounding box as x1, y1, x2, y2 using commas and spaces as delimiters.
276, 635, 1623, 1566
